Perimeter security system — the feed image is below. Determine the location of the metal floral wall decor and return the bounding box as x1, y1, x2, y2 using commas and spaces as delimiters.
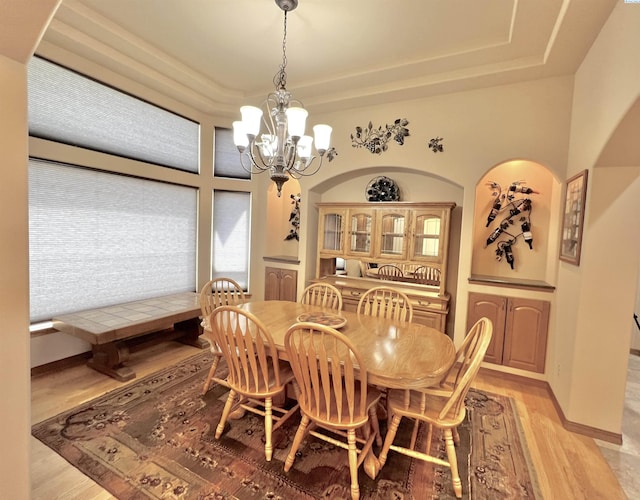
351, 118, 410, 154
428, 137, 444, 153
285, 193, 301, 241
483, 181, 539, 269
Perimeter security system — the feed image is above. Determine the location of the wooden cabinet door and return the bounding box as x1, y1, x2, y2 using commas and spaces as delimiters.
264, 267, 282, 301
346, 208, 374, 257
375, 209, 409, 260
264, 267, 298, 302
503, 298, 549, 373
409, 209, 445, 263
467, 292, 507, 365
279, 269, 298, 302
318, 208, 347, 256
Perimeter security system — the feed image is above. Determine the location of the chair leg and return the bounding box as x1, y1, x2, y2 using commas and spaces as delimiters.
201, 355, 221, 395
264, 397, 273, 461
347, 429, 360, 500
284, 414, 311, 472
215, 389, 237, 439
444, 428, 462, 498
368, 405, 382, 447
378, 413, 402, 468
409, 419, 420, 450
452, 425, 460, 446
424, 423, 433, 455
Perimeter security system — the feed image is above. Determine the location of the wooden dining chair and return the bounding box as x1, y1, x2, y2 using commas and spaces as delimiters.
284, 322, 382, 500
356, 285, 413, 322
413, 265, 441, 286
299, 282, 343, 311
376, 264, 404, 281
377, 317, 493, 499
200, 277, 246, 395
210, 305, 299, 461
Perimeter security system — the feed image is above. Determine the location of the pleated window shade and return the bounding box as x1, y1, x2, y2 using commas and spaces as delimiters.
212, 190, 251, 290
27, 57, 200, 173
214, 127, 250, 179
28, 159, 197, 322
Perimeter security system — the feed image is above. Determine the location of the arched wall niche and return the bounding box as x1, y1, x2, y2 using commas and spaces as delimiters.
307, 165, 465, 333
310, 165, 463, 204
471, 159, 562, 284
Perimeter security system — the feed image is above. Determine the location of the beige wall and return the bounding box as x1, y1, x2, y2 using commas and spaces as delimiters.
0, 53, 31, 500
634, 272, 640, 351
554, 1, 640, 433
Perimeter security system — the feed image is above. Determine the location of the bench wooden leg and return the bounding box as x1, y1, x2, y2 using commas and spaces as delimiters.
175, 317, 208, 349
87, 341, 135, 382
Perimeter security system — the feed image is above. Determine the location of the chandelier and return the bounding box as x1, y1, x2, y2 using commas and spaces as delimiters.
232, 0, 333, 197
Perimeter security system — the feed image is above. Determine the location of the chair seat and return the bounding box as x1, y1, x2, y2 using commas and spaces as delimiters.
386, 388, 463, 428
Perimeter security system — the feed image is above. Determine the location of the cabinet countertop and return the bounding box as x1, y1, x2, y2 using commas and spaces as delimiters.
468, 274, 555, 292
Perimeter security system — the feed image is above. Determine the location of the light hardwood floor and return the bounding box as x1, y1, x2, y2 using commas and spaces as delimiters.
31, 341, 627, 499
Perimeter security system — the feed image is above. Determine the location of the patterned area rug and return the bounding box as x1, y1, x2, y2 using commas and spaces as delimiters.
32, 352, 541, 499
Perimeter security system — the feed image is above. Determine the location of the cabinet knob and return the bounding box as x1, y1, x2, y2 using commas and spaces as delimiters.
418, 300, 431, 306
350, 291, 361, 297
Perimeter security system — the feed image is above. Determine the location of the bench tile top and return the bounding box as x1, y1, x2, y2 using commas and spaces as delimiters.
52, 292, 201, 342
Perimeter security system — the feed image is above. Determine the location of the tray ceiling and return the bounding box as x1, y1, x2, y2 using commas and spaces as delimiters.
37, 0, 616, 115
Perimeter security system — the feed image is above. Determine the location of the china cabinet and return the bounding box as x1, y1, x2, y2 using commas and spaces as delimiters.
315, 202, 455, 332
317, 202, 454, 294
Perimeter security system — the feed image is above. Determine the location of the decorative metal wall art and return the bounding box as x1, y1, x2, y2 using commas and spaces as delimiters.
428, 137, 444, 153
326, 147, 338, 161
285, 193, 301, 241
351, 119, 410, 154
365, 176, 400, 202
483, 181, 539, 269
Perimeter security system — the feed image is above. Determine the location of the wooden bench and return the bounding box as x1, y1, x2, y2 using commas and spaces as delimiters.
52, 292, 207, 381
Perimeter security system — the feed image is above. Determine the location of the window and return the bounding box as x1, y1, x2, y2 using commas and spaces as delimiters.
29, 159, 197, 322
28, 57, 200, 173
214, 127, 250, 179
212, 191, 251, 289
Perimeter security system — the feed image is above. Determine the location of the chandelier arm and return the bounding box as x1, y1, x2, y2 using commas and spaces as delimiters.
290, 156, 324, 178
241, 149, 270, 174
264, 94, 278, 137
238, 151, 265, 175
250, 145, 273, 172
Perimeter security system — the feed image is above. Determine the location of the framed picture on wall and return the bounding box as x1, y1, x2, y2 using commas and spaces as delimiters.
559, 169, 588, 265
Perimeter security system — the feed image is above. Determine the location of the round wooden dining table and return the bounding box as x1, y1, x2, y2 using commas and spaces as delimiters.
239, 300, 456, 390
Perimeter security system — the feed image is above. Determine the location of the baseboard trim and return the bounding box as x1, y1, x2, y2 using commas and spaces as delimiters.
478, 365, 548, 388
31, 351, 91, 377
478, 365, 623, 445
547, 388, 623, 444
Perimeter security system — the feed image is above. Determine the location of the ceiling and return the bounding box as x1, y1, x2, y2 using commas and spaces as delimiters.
35, 0, 617, 118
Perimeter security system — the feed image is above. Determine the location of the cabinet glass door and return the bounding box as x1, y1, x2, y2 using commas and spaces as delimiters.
412, 214, 441, 259
378, 211, 407, 258
348, 211, 372, 255
321, 212, 344, 254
